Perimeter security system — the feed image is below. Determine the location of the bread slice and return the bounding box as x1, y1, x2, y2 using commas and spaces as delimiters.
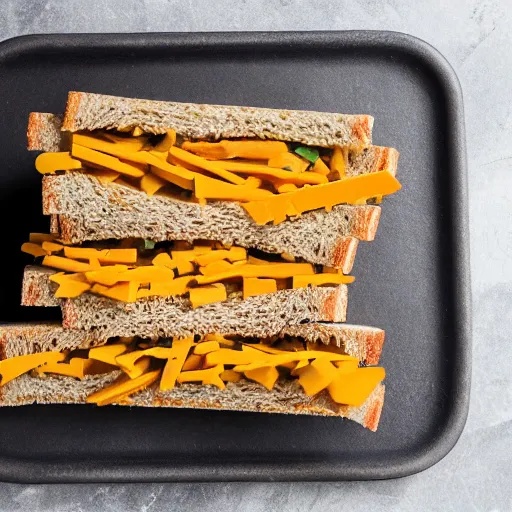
21, 266, 348, 338
61, 91, 373, 148
43, 173, 382, 272
0, 323, 384, 430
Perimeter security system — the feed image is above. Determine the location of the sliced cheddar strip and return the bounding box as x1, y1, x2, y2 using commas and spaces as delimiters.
204, 345, 270, 367
274, 182, 298, 194
194, 173, 274, 202
242, 170, 402, 225
89, 344, 128, 366
181, 354, 203, 371
268, 152, 309, 173
86, 169, 121, 183
199, 259, 233, 276
43, 255, 93, 273
152, 252, 177, 269
153, 129, 177, 152
91, 282, 139, 302
327, 367, 386, 406
244, 366, 279, 390
181, 140, 288, 160
87, 368, 161, 406
64, 247, 137, 264
21, 242, 46, 258
292, 274, 355, 288
297, 358, 339, 396
79, 132, 148, 152
138, 276, 193, 298
177, 364, 226, 389
195, 262, 314, 285
140, 173, 167, 196
53, 278, 91, 298
330, 146, 346, 179
160, 338, 194, 391
220, 369, 242, 382
35, 357, 90, 379
0, 352, 65, 386
41, 241, 65, 254
243, 277, 277, 299
35, 152, 82, 174
71, 144, 146, 178
218, 161, 327, 185
312, 157, 330, 176
189, 284, 227, 308
195, 247, 247, 266
193, 341, 220, 355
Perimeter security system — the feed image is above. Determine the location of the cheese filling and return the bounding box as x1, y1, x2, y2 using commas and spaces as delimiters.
35, 130, 401, 225
0, 334, 385, 407
22, 236, 354, 305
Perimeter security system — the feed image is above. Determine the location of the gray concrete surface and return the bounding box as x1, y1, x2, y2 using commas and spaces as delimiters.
0, 0, 510, 510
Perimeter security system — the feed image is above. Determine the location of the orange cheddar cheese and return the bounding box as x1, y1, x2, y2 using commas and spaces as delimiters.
86, 368, 161, 406
64, 247, 137, 264
75, 132, 147, 153
51, 273, 92, 298
89, 344, 128, 366
292, 274, 355, 288
220, 369, 241, 382
87, 168, 121, 183
204, 345, 270, 367
327, 367, 385, 406
196, 262, 314, 285
91, 282, 139, 302
181, 354, 203, 371
43, 255, 93, 273
21, 242, 46, 258
171, 246, 212, 261
194, 341, 220, 355
194, 173, 274, 202
330, 146, 346, 179
71, 144, 146, 178
153, 129, 177, 152
169, 146, 245, 185
195, 247, 247, 266
160, 338, 194, 391
41, 241, 65, 254
199, 259, 233, 276
116, 347, 174, 379
0, 352, 66, 385
152, 252, 177, 269
189, 284, 227, 308
176, 259, 195, 276
312, 157, 330, 176
177, 364, 226, 390
139, 276, 193, 298
274, 182, 298, 193
140, 173, 167, 196
268, 152, 309, 173
182, 140, 288, 160
244, 366, 279, 391
217, 161, 327, 185
297, 358, 339, 396
243, 170, 402, 225
35, 357, 105, 379
35, 152, 82, 174
243, 277, 277, 299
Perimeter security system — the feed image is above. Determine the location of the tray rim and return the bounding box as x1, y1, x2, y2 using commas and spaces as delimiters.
0, 30, 471, 483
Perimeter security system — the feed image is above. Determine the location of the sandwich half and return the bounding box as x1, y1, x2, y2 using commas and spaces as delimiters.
29, 93, 400, 271
0, 322, 386, 431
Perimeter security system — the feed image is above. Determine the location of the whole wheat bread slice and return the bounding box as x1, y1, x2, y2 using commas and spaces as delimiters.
21, 266, 348, 338
1, 320, 384, 365
44, 173, 379, 272
0, 323, 384, 430
61, 92, 373, 148
0, 373, 384, 431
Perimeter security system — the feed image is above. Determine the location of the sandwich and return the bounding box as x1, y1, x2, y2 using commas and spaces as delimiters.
0, 323, 386, 431
0, 92, 401, 431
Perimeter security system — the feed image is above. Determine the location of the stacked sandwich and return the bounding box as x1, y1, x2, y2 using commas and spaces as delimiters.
0, 92, 400, 431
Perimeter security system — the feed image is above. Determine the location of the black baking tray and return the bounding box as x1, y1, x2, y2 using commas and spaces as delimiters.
0, 31, 470, 482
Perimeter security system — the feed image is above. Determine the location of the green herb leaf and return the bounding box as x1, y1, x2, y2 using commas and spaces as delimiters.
144, 239, 156, 250
294, 146, 319, 163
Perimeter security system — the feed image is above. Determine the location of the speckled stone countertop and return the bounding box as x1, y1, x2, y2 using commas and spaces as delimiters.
0, 0, 510, 510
